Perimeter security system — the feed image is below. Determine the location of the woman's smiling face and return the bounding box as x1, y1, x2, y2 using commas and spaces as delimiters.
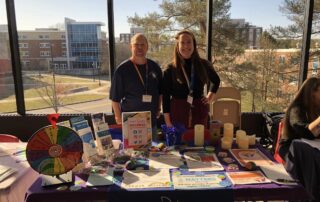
178, 33, 194, 59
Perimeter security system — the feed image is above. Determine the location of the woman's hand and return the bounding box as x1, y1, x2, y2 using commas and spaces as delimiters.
202, 92, 216, 104
308, 116, 320, 137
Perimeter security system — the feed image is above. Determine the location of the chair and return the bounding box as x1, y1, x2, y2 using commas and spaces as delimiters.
211, 87, 241, 129
273, 121, 284, 164
0, 134, 20, 142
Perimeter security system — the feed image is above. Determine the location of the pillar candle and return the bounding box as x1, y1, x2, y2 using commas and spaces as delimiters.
238, 136, 249, 149
236, 130, 246, 144
248, 134, 256, 145
223, 123, 234, 139
194, 124, 204, 146
221, 137, 232, 150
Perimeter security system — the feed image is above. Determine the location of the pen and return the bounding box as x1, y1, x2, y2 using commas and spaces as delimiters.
12, 150, 25, 155
276, 178, 297, 183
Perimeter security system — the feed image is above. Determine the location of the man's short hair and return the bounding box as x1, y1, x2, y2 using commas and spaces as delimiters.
130, 33, 148, 45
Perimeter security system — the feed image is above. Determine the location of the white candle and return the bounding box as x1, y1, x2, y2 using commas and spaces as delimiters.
194, 124, 204, 146
221, 137, 232, 150
238, 136, 249, 149
223, 123, 234, 139
248, 134, 256, 145
236, 130, 246, 144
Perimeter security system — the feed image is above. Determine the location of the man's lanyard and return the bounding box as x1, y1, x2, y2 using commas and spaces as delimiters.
181, 63, 195, 96
132, 60, 148, 94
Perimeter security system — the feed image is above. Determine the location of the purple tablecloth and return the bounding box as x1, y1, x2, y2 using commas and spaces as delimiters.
24, 143, 311, 202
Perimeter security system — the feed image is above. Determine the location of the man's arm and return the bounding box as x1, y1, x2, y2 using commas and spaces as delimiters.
112, 101, 122, 125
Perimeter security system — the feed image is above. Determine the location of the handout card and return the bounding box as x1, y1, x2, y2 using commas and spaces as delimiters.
230, 149, 274, 167
171, 169, 232, 189
121, 169, 172, 190
184, 152, 224, 171
148, 151, 184, 169
227, 171, 271, 185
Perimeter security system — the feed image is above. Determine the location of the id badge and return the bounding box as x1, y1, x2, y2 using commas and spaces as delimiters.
187, 95, 193, 105
142, 95, 152, 103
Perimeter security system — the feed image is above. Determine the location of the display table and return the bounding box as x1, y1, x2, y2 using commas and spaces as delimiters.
25, 143, 311, 202
0, 142, 39, 202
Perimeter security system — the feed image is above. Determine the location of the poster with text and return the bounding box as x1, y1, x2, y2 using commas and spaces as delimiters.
122, 111, 152, 149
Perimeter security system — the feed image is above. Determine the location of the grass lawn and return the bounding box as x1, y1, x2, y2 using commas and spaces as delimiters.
1, 94, 106, 113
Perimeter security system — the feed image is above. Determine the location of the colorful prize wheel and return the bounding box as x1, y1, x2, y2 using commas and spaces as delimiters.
26, 125, 83, 176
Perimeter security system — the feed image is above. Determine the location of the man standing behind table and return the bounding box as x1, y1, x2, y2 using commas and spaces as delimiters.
109, 33, 162, 140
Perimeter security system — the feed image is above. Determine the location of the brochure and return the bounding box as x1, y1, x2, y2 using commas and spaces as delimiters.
121, 169, 171, 190
184, 152, 224, 171
122, 111, 152, 149
230, 149, 274, 166
171, 169, 232, 189
77, 127, 97, 162
70, 116, 90, 131
227, 171, 271, 185
91, 113, 106, 132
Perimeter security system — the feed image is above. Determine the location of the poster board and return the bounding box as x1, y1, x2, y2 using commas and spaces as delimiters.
122, 111, 152, 149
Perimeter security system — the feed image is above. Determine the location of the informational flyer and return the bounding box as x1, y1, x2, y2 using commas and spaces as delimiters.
230, 149, 274, 166
227, 171, 271, 185
77, 127, 97, 162
121, 169, 171, 190
148, 151, 183, 169
184, 152, 224, 171
122, 111, 152, 149
171, 169, 232, 189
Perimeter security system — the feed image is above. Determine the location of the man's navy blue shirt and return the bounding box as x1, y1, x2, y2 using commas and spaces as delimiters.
109, 59, 162, 126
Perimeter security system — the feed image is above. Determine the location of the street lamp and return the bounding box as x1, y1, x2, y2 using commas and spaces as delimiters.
50, 43, 58, 113
92, 62, 96, 82
98, 64, 101, 86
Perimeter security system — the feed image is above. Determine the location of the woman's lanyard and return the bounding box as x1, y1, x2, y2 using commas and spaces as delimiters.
181, 63, 195, 105
132, 60, 151, 102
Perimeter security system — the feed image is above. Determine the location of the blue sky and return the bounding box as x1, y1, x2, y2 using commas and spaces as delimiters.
0, 0, 291, 36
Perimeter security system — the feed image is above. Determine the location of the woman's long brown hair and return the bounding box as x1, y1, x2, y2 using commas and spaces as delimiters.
283, 77, 320, 139
172, 30, 209, 85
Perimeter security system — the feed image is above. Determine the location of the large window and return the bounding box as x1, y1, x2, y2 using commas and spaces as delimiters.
308, 1, 320, 78
11, 0, 111, 114
0, 0, 315, 115
0, 0, 17, 113
215, 0, 304, 112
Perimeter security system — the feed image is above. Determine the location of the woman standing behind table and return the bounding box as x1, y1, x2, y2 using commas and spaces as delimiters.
162, 30, 220, 129
279, 77, 320, 159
